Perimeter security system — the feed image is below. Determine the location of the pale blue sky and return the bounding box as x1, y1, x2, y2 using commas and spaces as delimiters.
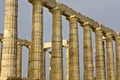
0, 0, 120, 80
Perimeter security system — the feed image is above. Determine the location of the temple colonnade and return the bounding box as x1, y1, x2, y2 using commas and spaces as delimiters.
0, 0, 120, 80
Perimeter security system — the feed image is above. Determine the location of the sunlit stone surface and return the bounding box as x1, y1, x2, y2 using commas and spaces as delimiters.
0, 0, 119, 80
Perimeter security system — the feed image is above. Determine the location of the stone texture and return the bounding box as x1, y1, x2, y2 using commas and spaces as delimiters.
0, 77, 21, 80
102, 41, 106, 80
28, 45, 31, 78
66, 45, 69, 80
95, 28, 105, 80
68, 15, 80, 80
0, 0, 118, 79
116, 34, 120, 80
105, 33, 115, 80
43, 40, 68, 49
28, 0, 43, 79
41, 49, 46, 80
50, 7, 63, 80
1, 0, 18, 78
82, 22, 93, 80
0, 43, 2, 76
17, 42, 22, 78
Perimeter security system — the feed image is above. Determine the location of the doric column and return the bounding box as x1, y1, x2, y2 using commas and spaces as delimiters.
0, 42, 3, 76
102, 40, 107, 80
0, 58, 2, 75
95, 28, 105, 80
82, 22, 93, 80
42, 49, 46, 80
29, 0, 43, 79
115, 33, 120, 80
49, 51, 52, 74
17, 42, 22, 78
50, 7, 63, 80
66, 45, 69, 80
105, 32, 115, 80
1, 0, 18, 78
68, 15, 80, 80
28, 45, 32, 78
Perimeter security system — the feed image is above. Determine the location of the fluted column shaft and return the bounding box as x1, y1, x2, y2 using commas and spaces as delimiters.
116, 35, 120, 80
68, 15, 80, 80
28, 45, 31, 78
95, 28, 105, 80
102, 41, 107, 80
66, 45, 69, 80
1, 0, 18, 78
0, 42, 3, 76
42, 49, 46, 80
50, 7, 63, 80
29, 0, 43, 79
17, 43, 22, 78
83, 22, 93, 80
106, 33, 115, 80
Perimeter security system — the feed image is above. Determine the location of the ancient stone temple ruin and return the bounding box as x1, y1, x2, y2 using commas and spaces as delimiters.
0, 0, 120, 80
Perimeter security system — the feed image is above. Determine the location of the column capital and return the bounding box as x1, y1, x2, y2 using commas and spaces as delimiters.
81, 22, 92, 27
29, 0, 45, 6
95, 27, 102, 31
116, 32, 120, 37
116, 36, 120, 39
66, 15, 79, 22
102, 36, 106, 40
117, 32, 120, 35
106, 32, 112, 35
69, 15, 77, 18
95, 27, 103, 34
115, 32, 120, 41
105, 32, 113, 39
49, 7, 63, 15
49, 3, 65, 14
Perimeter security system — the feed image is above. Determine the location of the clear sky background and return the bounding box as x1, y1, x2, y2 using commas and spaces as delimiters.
0, 0, 120, 80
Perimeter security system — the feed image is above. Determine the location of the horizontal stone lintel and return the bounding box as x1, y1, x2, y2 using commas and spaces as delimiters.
41, 0, 118, 38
